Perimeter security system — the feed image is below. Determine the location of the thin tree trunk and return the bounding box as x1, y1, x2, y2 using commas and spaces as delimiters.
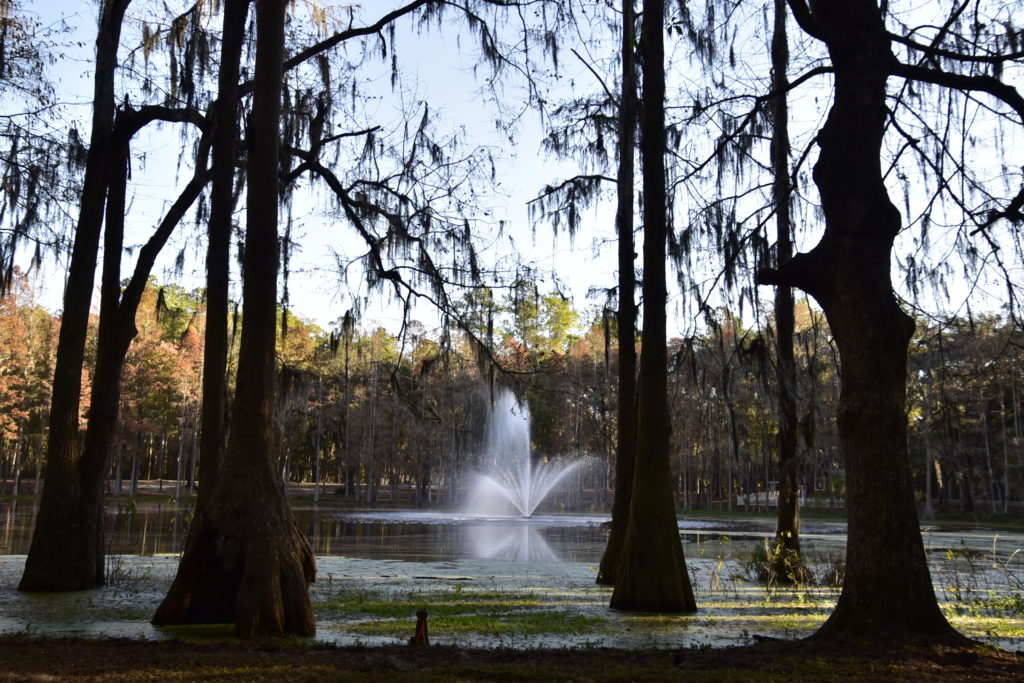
11, 429, 23, 496
343, 315, 353, 499
770, 0, 806, 581
610, 0, 696, 613
129, 445, 139, 498
723, 362, 738, 513
1002, 393, 1010, 515
389, 397, 398, 501
981, 392, 998, 513
175, 422, 185, 505
923, 382, 936, 519
196, 0, 248, 507
313, 375, 323, 503
598, 0, 637, 587
158, 433, 166, 493
367, 362, 378, 505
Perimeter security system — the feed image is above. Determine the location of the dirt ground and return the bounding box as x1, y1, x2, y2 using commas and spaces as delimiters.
0, 635, 1022, 681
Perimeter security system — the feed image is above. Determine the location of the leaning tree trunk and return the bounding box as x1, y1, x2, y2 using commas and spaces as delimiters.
153, 0, 315, 637
597, 0, 637, 587
610, 0, 696, 613
760, 0, 958, 640
64, 107, 209, 586
18, 0, 131, 593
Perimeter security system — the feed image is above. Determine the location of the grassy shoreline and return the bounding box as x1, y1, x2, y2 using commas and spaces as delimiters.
1, 633, 1022, 681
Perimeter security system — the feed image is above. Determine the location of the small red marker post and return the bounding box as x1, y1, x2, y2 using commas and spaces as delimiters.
409, 609, 429, 646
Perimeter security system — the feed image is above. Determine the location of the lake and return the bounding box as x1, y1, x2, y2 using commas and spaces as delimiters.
1, 498, 1022, 650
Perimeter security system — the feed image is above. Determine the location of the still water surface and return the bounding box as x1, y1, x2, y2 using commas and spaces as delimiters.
0, 498, 855, 561
1, 498, 1022, 650
2, 497, 1022, 562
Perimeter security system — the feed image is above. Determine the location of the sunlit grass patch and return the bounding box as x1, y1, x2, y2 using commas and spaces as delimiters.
687, 595, 835, 610
340, 611, 606, 638
936, 588, 1024, 646
315, 582, 613, 641
618, 614, 680, 624
315, 588, 559, 619
711, 612, 828, 633
511, 585, 610, 601
942, 592, 1024, 617
947, 615, 1024, 640
315, 590, 417, 619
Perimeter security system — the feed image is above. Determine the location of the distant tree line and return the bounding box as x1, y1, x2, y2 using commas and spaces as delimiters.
2, 268, 1020, 516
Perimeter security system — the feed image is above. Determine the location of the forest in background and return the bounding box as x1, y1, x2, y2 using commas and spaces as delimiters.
2, 266, 1020, 517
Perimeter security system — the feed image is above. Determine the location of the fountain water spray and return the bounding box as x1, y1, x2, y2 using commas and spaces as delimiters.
466, 390, 584, 518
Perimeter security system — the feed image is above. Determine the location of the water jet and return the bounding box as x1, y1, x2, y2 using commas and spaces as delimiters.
465, 390, 583, 518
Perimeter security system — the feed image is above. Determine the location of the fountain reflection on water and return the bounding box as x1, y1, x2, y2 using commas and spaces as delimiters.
465, 523, 560, 561
465, 390, 584, 518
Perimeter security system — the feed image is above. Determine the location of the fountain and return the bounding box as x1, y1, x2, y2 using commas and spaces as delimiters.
465, 390, 584, 518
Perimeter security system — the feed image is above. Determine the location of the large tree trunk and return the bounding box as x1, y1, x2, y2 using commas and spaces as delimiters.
151, 0, 246, 626
761, 0, 958, 640
154, 0, 315, 636
597, 0, 637, 587
18, 0, 131, 593
609, 0, 696, 613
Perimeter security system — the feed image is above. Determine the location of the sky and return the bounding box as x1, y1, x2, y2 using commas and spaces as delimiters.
15, 0, 619, 338
10, 1, 1023, 341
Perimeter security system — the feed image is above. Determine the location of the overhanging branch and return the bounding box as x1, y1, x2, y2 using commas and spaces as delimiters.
890, 61, 1024, 125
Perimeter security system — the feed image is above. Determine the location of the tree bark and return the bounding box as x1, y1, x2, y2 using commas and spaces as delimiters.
18, 0, 132, 593
610, 0, 696, 613
597, 0, 637, 587
761, 0, 960, 640
152, 0, 247, 625
197, 0, 249, 507
770, 0, 806, 580
154, 0, 315, 637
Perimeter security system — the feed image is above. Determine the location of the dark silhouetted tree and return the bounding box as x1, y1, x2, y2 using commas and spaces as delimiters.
758, 0, 1024, 640
18, 0, 133, 592
154, 0, 316, 637
609, 0, 696, 613
597, 0, 638, 588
